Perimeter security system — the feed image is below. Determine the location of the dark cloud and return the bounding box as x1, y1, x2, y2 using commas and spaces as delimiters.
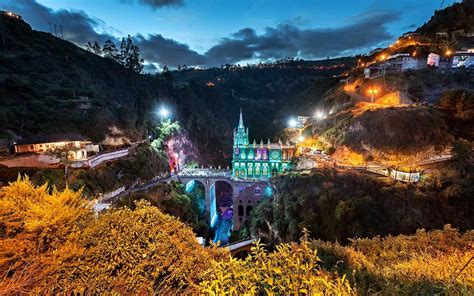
3, 0, 114, 45
120, 0, 183, 10
3, 1, 401, 70
138, 0, 183, 10
135, 34, 206, 68
204, 10, 400, 66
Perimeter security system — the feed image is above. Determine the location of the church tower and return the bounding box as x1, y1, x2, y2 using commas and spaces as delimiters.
233, 108, 249, 146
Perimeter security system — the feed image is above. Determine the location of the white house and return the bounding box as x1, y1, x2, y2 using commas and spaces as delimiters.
14, 134, 91, 161
383, 53, 427, 72
427, 53, 440, 67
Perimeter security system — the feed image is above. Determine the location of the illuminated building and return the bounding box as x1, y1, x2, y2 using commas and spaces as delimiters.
232, 109, 295, 179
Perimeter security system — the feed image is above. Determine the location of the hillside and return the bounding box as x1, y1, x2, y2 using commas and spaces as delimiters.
417, 0, 474, 48
0, 13, 353, 166
0, 14, 171, 142
304, 1, 474, 166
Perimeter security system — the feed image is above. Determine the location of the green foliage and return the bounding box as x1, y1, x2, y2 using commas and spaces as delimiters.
252, 169, 473, 243
151, 120, 181, 151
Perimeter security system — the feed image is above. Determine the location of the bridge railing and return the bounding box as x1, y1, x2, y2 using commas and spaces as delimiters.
178, 168, 231, 178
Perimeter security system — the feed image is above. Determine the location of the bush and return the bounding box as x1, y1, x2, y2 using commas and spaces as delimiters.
200, 234, 353, 294
312, 226, 474, 294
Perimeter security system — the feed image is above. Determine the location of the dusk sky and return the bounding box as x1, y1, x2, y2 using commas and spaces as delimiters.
3, 0, 459, 70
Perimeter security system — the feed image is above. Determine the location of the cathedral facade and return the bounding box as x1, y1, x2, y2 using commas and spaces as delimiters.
232, 109, 295, 179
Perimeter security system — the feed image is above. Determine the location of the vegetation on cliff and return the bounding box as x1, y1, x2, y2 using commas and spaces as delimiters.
251, 167, 473, 244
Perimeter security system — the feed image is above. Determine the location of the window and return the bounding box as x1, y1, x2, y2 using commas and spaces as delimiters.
238, 205, 244, 216
255, 163, 261, 176
254, 187, 262, 196
29, 145, 34, 150
248, 163, 253, 176
246, 205, 253, 216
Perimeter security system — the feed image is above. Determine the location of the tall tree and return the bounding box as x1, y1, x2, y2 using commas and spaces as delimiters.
102, 39, 119, 62
120, 35, 144, 73
85, 41, 102, 56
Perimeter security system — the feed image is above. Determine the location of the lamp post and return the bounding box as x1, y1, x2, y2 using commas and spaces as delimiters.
367, 88, 378, 103
288, 118, 297, 128
159, 107, 170, 121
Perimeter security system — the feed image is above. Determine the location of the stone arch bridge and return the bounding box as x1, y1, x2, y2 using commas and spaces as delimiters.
177, 168, 259, 227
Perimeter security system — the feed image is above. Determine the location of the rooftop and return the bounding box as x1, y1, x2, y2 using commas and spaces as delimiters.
16, 133, 89, 145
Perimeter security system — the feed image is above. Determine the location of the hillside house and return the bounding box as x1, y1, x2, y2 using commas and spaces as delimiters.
370, 47, 384, 55
401, 32, 420, 39
383, 53, 427, 72
13, 134, 94, 161
452, 51, 474, 69
427, 53, 440, 67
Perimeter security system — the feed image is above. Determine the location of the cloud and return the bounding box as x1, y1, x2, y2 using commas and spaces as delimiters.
2, 0, 115, 45
138, 0, 183, 9
204, 10, 401, 66
120, 0, 183, 10
4, 1, 401, 70
135, 33, 206, 68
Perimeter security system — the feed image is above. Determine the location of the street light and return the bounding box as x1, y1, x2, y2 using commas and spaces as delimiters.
158, 107, 170, 121
367, 88, 379, 103
288, 118, 297, 128
315, 111, 325, 120
297, 135, 305, 143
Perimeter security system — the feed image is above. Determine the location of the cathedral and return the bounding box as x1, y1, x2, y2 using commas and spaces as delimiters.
232, 109, 296, 179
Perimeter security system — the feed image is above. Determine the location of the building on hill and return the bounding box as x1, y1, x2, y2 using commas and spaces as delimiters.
401, 31, 420, 39
0, 11, 22, 20
452, 50, 474, 68
365, 53, 427, 78
383, 53, 427, 72
13, 133, 94, 161
427, 53, 441, 67
232, 109, 295, 179
370, 47, 384, 55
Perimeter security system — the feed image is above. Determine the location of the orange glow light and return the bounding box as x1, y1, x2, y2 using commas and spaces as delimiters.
445, 49, 452, 56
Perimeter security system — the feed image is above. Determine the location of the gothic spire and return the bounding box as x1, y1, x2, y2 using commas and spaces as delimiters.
239, 107, 244, 128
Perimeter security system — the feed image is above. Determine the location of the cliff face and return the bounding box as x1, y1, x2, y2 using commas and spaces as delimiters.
342, 107, 453, 165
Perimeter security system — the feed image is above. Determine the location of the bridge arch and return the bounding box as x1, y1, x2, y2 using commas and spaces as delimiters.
184, 179, 206, 217
210, 180, 234, 244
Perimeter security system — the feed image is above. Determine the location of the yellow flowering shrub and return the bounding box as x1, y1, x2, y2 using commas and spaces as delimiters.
0, 176, 93, 293
200, 233, 354, 295
45, 200, 219, 294
313, 225, 474, 294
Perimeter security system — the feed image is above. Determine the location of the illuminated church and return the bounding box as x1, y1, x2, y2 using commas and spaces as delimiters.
232, 109, 295, 179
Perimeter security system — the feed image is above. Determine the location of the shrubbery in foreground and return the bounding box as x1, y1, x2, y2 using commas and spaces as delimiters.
1, 178, 472, 295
